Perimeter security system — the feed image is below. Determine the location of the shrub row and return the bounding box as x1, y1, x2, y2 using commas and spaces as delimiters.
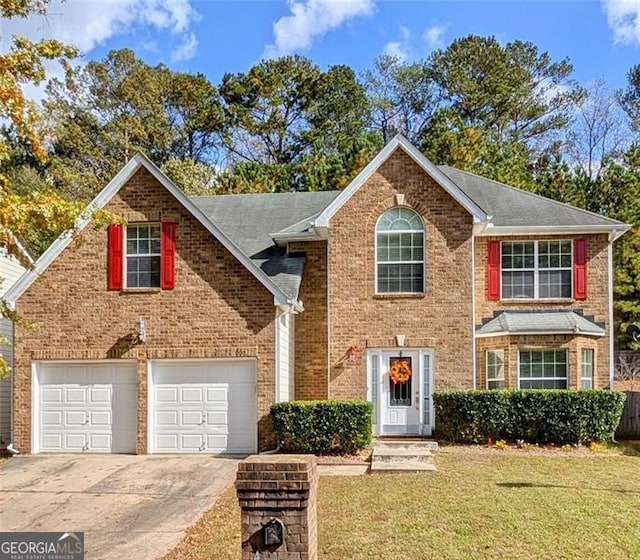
433, 390, 627, 445
270, 400, 372, 454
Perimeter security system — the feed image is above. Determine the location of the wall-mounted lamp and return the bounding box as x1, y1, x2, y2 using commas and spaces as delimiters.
135, 316, 147, 344
347, 346, 358, 362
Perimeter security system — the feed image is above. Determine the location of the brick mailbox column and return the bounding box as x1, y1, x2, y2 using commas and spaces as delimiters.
236, 454, 318, 560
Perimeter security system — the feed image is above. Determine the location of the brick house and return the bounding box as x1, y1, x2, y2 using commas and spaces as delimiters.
5, 136, 629, 454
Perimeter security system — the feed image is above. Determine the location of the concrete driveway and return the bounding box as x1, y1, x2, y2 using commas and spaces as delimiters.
0, 454, 241, 560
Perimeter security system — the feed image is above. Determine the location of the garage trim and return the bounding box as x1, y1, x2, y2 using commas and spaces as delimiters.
147, 358, 258, 454
31, 360, 138, 454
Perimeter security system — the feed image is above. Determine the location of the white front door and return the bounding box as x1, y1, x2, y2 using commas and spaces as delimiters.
368, 350, 434, 436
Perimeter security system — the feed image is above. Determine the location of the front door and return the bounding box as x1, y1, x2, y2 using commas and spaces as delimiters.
369, 350, 435, 436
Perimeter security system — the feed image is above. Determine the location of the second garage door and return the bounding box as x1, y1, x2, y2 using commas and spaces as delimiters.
151, 359, 257, 454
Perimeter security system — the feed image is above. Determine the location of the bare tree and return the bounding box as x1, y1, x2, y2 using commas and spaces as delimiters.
565, 79, 630, 180
614, 351, 640, 391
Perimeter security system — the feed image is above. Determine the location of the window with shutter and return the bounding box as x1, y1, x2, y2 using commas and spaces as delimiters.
107, 222, 176, 290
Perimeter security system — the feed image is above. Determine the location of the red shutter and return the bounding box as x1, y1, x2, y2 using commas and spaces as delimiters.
161, 222, 176, 290
107, 224, 124, 291
487, 240, 501, 301
574, 238, 587, 300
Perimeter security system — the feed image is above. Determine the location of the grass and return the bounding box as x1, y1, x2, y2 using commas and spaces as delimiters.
163, 446, 640, 560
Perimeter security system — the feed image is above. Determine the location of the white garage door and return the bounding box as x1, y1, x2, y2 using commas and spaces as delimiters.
39, 362, 137, 453
152, 360, 256, 454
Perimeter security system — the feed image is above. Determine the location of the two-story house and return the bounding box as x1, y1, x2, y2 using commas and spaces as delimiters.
5, 136, 629, 454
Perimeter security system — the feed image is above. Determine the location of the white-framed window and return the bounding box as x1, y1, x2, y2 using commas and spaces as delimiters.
486, 349, 505, 389
502, 240, 572, 299
126, 224, 161, 288
519, 349, 568, 389
581, 348, 594, 389
376, 207, 424, 294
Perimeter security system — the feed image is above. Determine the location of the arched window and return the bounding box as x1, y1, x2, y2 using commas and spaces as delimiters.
376, 207, 424, 293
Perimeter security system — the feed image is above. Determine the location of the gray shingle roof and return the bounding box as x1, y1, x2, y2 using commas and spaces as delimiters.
191, 191, 340, 299
438, 166, 626, 229
188, 154, 626, 302
476, 311, 605, 337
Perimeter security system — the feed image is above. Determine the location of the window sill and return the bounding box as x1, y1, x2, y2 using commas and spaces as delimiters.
120, 288, 162, 294
500, 298, 574, 304
373, 293, 425, 299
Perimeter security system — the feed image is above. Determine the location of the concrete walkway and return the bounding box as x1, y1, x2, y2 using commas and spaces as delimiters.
0, 454, 240, 560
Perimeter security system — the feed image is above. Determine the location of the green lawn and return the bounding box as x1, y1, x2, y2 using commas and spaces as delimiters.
164, 446, 640, 560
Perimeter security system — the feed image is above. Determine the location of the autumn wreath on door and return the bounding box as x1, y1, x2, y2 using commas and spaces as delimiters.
389, 358, 412, 384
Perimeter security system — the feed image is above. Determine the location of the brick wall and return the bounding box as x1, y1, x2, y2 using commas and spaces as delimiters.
475, 234, 612, 390
327, 150, 475, 398
236, 454, 318, 560
13, 167, 277, 453
290, 240, 329, 400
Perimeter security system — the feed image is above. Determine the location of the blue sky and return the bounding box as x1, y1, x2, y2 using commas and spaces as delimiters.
4, 0, 640, 96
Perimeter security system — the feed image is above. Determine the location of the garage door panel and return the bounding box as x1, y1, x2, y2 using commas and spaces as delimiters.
66, 410, 87, 426
152, 360, 256, 454
91, 410, 111, 426
206, 411, 227, 425
41, 433, 63, 450
39, 362, 136, 453
42, 410, 62, 427
90, 386, 111, 403
42, 387, 63, 403
181, 410, 204, 426
65, 433, 87, 450
66, 388, 87, 403
181, 387, 203, 402
156, 433, 178, 450
157, 387, 178, 403
206, 387, 227, 403
157, 411, 178, 426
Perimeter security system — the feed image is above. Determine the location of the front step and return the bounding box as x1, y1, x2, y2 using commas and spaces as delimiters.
370, 438, 438, 473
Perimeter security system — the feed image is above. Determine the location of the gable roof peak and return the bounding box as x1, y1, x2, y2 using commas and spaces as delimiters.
5, 153, 297, 307
314, 136, 489, 229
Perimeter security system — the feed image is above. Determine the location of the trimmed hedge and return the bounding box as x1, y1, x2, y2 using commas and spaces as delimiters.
270, 399, 372, 454
433, 390, 627, 445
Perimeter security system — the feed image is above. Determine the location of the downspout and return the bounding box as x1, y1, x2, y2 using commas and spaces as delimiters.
608, 234, 615, 390
471, 231, 477, 390
7, 313, 20, 455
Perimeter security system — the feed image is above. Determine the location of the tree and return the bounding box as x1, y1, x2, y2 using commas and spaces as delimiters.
362, 54, 437, 144
564, 79, 629, 181
43, 49, 224, 200
162, 158, 218, 196
426, 35, 581, 165
601, 147, 640, 349
618, 64, 640, 133
218, 56, 373, 191
0, 1, 89, 377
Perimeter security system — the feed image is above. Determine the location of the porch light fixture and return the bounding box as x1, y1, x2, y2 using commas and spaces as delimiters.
347, 346, 358, 362
135, 316, 147, 344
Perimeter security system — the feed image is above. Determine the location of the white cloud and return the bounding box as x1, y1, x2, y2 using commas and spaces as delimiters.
171, 32, 198, 62
381, 22, 448, 61
422, 24, 448, 50
263, 0, 375, 59
1, 0, 201, 99
382, 24, 411, 61
602, 0, 640, 45
383, 41, 408, 61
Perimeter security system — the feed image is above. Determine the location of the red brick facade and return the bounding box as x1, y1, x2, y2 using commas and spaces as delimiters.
10, 145, 619, 453
13, 168, 277, 453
